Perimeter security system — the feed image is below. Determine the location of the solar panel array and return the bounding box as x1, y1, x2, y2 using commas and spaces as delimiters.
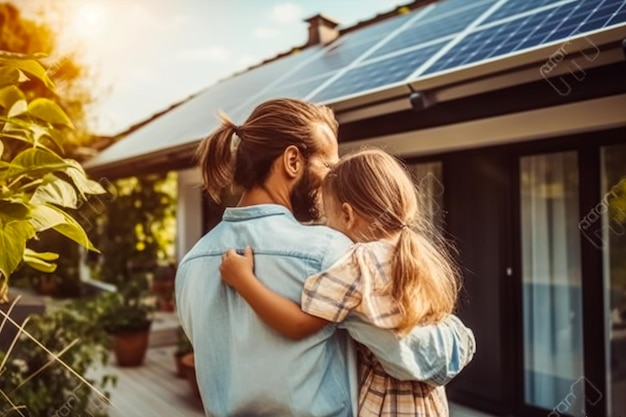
306, 0, 626, 103
423, 0, 626, 75
312, 42, 446, 102
87, 0, 626, 168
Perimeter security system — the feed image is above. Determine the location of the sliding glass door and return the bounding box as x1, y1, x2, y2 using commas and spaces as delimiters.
520, 151, 585, 416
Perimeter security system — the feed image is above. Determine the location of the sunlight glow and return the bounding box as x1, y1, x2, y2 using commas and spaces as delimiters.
72, 2, 108, 38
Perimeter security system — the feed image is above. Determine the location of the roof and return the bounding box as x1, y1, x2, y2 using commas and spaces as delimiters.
85, 0, 626, 176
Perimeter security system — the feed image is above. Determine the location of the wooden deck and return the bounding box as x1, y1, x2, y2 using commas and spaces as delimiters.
101, 346, 205, 417
97, 345, 491, 417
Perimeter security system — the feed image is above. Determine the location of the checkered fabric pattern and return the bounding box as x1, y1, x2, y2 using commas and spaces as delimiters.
302, 241, 449, 417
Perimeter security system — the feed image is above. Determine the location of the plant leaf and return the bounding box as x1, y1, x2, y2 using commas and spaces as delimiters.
0, 200, 32, 223
28, 98, 73, 128
0, 66, 21, 88
46, 204, 99, 252
7, 99, 27, 117
65, 160, 106, 196
29, 203, 65, 231
24, 248, 60, 261
30, 174, 78, 208
0, 85, 26, 109
23, 255, 57, 273
23, 248, 59, 273
0, 220, 35, 278
1, 58, 55, 89
36, 126, 65, 153
7, 148, 72, 179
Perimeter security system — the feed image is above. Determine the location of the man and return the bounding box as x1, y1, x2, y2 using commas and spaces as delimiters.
176, 98, 474, 417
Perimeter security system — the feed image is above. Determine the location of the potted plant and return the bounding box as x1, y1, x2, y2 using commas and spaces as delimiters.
174, 326, 193, 378
98, 282, 154, 367
152, 263, 176, 312
181, 352, 200, 398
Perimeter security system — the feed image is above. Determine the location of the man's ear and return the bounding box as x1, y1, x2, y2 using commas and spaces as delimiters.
282, 145, 303, 179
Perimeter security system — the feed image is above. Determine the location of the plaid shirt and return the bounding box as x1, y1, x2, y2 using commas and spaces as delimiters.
302, 241, 449, 417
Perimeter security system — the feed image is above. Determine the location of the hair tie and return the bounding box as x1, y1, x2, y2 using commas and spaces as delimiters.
230, 126, 242, 153
400, 223, 409, 229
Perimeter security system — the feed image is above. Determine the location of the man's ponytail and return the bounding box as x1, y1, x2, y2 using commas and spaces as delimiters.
195, 112, 238, 204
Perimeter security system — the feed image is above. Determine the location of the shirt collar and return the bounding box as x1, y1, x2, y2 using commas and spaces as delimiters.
222, 204, 296, 222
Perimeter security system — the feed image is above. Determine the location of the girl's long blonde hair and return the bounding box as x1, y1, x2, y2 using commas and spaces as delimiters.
322, 148, 459, 334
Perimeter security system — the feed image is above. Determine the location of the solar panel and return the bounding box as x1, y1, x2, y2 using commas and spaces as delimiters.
482, 0, 576, 26
277, 7, 434, 86
423, 0, 626, 75
310, 42, 446, 102
336, 10, 419, 47
278, 39, 379, 84
230, 73, 335, 122
420, 0, 496, 20
374, 1, 493, 57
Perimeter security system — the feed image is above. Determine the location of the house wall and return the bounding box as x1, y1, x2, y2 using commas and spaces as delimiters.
176, 167, 203, 262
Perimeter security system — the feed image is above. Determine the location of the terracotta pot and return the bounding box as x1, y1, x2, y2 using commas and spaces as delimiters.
159, 298, 175, 312
174, 352, 188, 378
33, 276, 58, 296
181, 353, 200, 397
152, 279, 174, 295
113, 328, 151, 367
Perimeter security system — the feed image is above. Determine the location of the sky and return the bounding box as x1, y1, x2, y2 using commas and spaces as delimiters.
21, 0, 409, 136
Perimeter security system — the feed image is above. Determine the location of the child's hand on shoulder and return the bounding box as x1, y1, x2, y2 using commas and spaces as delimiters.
220, 246, 255, 290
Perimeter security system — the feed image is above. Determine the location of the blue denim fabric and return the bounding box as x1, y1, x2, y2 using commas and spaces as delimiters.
341, 314, 476, 386
176, 204, 476, 416
176, 204, 356, 417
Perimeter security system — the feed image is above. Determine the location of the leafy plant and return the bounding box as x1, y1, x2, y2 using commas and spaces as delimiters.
87, 174, 176, 291
0, 298, 116, 416
0, 51, 105, 302
97, 282, 154, 335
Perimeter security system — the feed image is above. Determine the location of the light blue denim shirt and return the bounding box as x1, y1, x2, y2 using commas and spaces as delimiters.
176, 204, 356, 417
176, 204, 475, 417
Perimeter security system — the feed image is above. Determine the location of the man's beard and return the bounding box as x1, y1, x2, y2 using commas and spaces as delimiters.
291, 168, 323, 223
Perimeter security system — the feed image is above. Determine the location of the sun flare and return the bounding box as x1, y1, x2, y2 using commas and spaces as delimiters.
72, 2, 108, 38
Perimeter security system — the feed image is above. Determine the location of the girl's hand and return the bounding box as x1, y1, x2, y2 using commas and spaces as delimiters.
220, 246, 255, 290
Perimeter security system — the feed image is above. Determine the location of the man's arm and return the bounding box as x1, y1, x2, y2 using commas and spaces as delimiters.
340, 314, 476, 386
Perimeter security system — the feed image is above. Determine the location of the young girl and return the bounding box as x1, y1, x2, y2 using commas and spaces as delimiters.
220, 148, 465, 417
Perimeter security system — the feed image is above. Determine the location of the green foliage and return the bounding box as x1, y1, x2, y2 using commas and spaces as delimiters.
0, 299, 116, 416
0, 2, 99, 150
96, 284, 154, 335
88, 173, 177, 289
0, 52, 105, 302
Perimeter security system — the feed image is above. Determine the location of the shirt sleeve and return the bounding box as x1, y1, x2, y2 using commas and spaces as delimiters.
301, 245, 364, 323
348, 314, 476, 386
